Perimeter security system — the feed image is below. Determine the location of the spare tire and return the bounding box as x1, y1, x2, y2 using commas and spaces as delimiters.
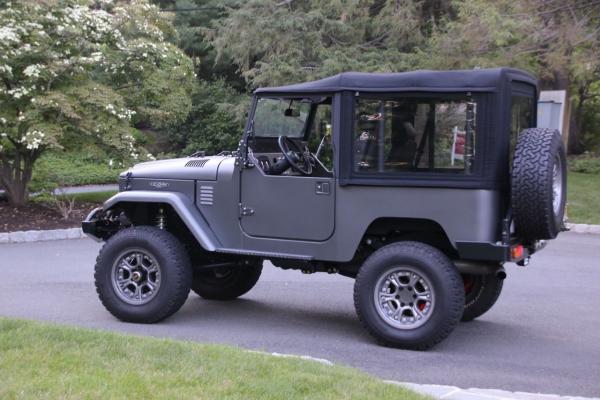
511, 128, 566, 241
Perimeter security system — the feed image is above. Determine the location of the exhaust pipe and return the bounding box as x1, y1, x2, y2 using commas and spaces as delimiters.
454, 261, 507, 280
495, 267, 507, 280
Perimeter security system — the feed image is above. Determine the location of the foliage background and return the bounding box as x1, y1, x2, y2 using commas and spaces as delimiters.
1, 0, 599, 204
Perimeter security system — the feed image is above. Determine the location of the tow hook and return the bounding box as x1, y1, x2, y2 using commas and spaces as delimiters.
517, 257, 530, 267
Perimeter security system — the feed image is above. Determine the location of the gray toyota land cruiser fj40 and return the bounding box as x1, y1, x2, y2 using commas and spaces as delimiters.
83, 68, 566, 350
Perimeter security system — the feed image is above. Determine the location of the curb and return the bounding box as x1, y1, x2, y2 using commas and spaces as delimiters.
0, 228, 86, 244
386, 381, 600, 400
566, 223, 600, 234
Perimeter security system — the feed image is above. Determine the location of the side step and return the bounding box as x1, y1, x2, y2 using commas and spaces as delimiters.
215, 248, 313, 260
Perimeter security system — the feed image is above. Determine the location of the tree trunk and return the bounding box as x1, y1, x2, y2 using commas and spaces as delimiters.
567, 82, 591, 155
2, 180, 28, 206
0, 149, 37, 207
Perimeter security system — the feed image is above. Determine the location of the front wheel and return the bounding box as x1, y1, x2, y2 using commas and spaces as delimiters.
94, 226, 192, 323
354, 242, 464, 350
192, 262, 262, 300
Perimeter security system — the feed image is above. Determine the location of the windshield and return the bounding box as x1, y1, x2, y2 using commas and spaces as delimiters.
253, 98, 311, 137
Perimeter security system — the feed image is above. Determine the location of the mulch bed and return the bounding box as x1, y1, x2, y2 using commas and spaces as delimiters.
0, 201, 99, 232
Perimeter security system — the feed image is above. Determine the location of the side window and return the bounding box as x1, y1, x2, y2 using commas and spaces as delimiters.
510, 96, 534, 164
353, 96, 476, 174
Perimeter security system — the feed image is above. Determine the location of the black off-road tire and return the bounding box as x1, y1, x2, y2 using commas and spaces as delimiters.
354, 242, 464, 350
461, 273, 503, 322
512, 128, 566, 241
192, 262, 262, 300
95, 226, 192, 323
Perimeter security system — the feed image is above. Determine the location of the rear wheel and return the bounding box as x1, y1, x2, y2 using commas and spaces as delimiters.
192, 262, 262, 300
461, 273, 503, 322
354, 242, 464, 350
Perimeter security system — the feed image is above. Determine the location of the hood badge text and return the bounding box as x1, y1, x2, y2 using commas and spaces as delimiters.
149, 181, 170, 189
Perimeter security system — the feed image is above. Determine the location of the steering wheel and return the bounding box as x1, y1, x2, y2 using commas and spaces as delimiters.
277, 136, 313, 175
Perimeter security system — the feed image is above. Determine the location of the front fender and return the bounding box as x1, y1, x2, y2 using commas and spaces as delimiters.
83, 191, 220, 252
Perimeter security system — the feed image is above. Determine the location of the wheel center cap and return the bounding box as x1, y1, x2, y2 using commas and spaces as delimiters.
398, 289, 414, 303
131, 271, 142, 283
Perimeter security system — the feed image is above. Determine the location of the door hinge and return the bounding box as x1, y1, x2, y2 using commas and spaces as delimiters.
239, 203, 255, 217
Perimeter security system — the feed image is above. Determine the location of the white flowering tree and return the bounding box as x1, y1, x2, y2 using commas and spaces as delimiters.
0, 0, 195, 205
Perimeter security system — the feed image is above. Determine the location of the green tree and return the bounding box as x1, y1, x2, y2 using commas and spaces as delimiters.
420, 0, 600, 154
0, 0, 195, 205
155, 0, 245, 89
167, 79, 247, 156
210, 0, 438, 88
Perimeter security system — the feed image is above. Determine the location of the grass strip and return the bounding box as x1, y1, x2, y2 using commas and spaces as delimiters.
0, 318, 428, 400
567, 172, 600, 225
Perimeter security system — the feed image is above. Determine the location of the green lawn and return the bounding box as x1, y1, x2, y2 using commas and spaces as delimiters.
0, 318, 427, 400
68, 190, 118, 203
567, 172, 600, 224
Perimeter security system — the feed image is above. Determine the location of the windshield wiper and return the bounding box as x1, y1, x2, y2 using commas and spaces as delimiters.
189, 150, 206, 158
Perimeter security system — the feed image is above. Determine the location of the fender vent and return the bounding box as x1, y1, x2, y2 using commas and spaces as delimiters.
199, 185, 214, 206
185, 158, 209, 168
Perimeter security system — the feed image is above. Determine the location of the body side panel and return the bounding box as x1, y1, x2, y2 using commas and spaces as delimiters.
212, 184, 500, 262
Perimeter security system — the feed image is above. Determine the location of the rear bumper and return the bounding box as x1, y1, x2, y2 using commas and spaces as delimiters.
456, 240, 546, 263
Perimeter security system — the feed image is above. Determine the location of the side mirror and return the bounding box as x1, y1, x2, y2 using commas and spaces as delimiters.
284, 108, 300, 117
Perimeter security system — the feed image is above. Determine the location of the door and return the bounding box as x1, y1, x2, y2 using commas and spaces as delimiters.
240, 166, 335, 241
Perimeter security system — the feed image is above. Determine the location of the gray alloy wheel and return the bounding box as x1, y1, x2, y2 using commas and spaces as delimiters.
95, 226, 192, 323
354, 241, 464, 350
374, 267, 435, 330
111, 248, 162, 305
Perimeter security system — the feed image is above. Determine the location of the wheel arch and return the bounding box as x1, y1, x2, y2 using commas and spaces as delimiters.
333, 217, 458, 278
362, 217, 458, 257
86, 191, 220, 252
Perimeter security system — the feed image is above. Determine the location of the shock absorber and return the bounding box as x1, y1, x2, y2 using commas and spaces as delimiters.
156, 208, 166, 230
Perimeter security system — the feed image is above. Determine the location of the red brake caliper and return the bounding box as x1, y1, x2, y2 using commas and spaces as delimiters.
463, 276, 474, 294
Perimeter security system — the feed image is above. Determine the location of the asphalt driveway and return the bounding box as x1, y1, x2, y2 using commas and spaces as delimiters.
0, 232, 599, 397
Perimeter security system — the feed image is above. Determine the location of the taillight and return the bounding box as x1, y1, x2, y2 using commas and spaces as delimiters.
510, 244, 524, 260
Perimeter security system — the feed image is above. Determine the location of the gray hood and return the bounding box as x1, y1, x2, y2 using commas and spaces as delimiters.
121, 156, 230, 181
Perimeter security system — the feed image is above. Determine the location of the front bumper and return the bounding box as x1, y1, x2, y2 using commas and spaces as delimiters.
81, 207, 105, 241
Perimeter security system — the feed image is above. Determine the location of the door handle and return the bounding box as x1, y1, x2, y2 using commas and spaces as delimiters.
315, 182, 330, 195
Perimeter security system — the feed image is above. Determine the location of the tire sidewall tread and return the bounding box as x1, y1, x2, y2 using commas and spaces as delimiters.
94, 226, 192, 323
461, 273, 503, 322
191, 264, 263, 300
354, 241, 464, 350
512, 128, 567, 241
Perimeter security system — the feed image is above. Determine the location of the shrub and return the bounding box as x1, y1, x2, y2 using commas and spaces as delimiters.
568, 154, 600, 174
30, 153, 121, 192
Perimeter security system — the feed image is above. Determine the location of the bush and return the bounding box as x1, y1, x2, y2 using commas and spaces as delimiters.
568, 154, 600, 174
30, 153, 122, 192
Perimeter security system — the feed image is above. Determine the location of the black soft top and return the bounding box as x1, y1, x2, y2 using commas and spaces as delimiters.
254, 67, 537, 94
